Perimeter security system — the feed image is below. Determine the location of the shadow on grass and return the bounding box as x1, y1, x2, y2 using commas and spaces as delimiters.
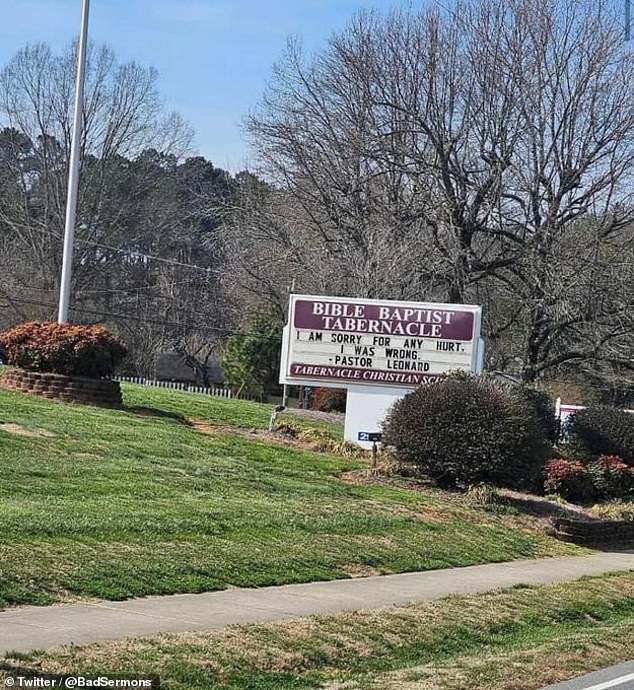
498, 492, 587, 519
125, 405, 190, 425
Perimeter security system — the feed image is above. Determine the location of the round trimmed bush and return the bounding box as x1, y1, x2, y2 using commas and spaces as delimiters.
566, 405, 634, 465
0, 322, 127, 378
382, 376, 551, 489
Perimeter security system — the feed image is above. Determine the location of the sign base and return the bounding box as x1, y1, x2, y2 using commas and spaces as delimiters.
344, 385, 413, 449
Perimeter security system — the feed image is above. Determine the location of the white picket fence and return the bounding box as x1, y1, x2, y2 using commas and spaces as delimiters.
555, 397, 634, 441
555, 398, 634, 425
114, 376, 232, 399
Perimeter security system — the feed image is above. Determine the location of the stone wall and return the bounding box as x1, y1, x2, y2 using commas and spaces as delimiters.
1, 368, 122, 408
550, 516, 634, 545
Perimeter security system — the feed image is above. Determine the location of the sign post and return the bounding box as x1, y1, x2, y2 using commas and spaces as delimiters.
358, 432, 383, 469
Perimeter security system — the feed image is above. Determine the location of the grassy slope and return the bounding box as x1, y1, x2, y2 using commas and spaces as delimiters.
0, 382, 583, 608
3, 573, 633, 690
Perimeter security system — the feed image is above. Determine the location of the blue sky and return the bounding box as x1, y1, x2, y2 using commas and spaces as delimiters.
0, 0, 400, 173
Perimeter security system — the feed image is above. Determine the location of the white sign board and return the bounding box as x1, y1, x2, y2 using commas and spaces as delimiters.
280, 294, 482, 389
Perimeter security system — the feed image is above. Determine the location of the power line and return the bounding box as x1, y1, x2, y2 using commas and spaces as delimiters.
77, 238, 216, 272
13, 277, 208, 297
11, 224, 217, 273
3, 296, 227, 333
1, 295, 280, 340
77, 279, 198, 296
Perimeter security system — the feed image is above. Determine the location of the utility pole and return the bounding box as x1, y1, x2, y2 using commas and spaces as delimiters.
58, 0, 90, 324
627, 0, 631, 41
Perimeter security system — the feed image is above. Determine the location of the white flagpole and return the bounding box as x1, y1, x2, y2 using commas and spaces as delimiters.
58, 0, 90, 324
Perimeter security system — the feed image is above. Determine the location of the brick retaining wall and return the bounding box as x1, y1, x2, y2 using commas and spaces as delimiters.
0, 368, 122, 407
550, 516, 634, 545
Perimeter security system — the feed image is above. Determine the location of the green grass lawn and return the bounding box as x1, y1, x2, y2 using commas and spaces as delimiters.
0, 381, 583, 608
3, 573, 633, 690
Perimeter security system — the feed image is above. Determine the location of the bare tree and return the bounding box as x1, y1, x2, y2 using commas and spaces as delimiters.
245, 22, 449, 303
0, 42, 244, 378
240, 0, 634, 382
0, 41, 192, 315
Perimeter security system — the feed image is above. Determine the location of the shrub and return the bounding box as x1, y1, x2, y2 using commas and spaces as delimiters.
566, 405, 634, 465
297, 427, 365, 457
587, 455, 634, 500
274, 423, 365, 458
0, 322, 127, 378
222, 310, 282, 400
544, 459, 595, 503
382, 376, 551, 490
591, 500, 634, 522
311, 387, 347, 413
465, 483, 499, 508
511, 385, 559, 443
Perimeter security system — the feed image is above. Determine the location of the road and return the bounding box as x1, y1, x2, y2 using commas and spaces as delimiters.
542, 661, 634, 690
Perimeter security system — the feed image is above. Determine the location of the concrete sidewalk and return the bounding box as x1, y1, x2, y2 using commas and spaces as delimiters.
2, 551, 633, 655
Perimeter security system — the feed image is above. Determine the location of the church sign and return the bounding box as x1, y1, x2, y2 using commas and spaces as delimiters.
280, 295, 482, 389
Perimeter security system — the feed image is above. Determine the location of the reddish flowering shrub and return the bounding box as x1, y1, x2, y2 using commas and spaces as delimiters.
587, 455, 634, 500
311, 387, 347, 413
544, 459, 595, 502
545, 455, 634, 502
0, 322, 127, 378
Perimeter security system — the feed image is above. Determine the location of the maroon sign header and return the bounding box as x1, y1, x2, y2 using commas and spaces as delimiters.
293, 299, 474, 341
